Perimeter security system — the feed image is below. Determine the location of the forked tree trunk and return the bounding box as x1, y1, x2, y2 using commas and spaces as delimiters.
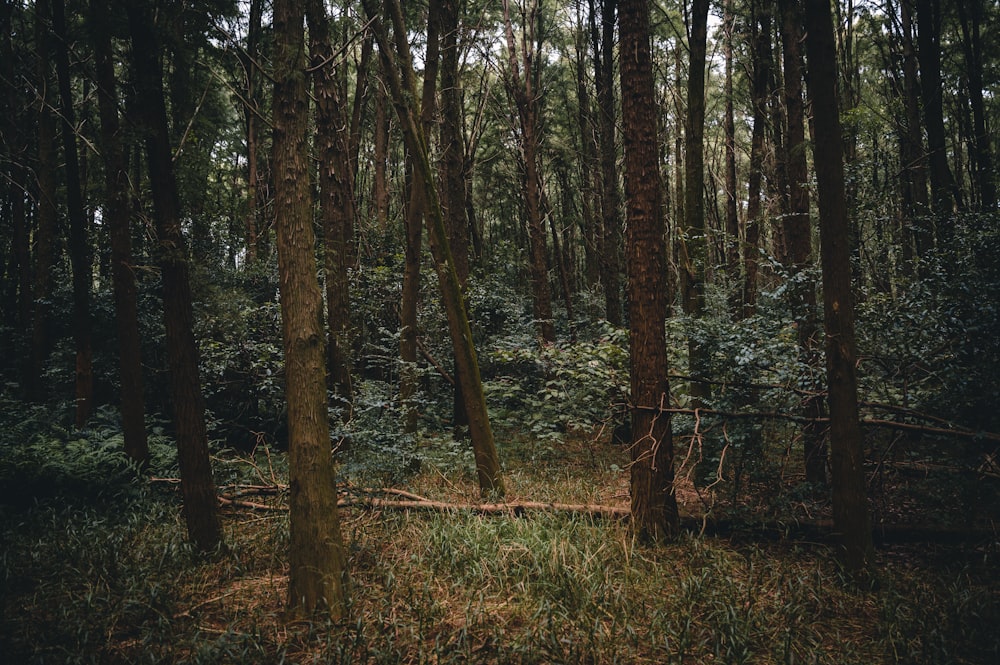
126, 0, 222, 552
803, 0, 874, 575
619, 0, 678, 543
365, 0, 504, 496
272, 0, 349, 619
92, 0, 149, 467
52, 0, 94, 427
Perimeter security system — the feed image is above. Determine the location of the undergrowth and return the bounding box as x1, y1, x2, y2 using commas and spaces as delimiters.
2, 429, 997, 664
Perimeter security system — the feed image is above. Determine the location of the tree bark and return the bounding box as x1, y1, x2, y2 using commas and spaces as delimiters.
723, 0, 739, 289
575, 3, 601, 289
306, 0, 355, 416
272, 0, 349, 619
52, 0, 94, 427
897, 0, 930, 261
503, 0, 555, 344
955, 0, 995, 211
91, 0, 149, 467
365, 0, 504, 496
681, 0, 712, 409
779, 0, 824, 484
592, 0, 623, 326
619, 0, 679, 543
126, 0, 222, 552
803, 0, 874, 575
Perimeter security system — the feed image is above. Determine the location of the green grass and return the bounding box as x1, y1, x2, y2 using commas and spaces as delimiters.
1, 433, 998, 664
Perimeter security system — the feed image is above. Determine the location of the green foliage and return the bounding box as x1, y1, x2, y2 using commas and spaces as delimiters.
483, 323, 629, 439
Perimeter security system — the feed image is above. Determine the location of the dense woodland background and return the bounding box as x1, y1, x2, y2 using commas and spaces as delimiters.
1, 0, 999, 662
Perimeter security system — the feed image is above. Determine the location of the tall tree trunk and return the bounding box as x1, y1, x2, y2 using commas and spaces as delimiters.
592, 0, 623, 326
31, 0, 57, 402
503, 0, 555, 344
914, 0, 957, 223
440, 0, 472, 431
739, 0, 772, 319
575, 3, 601, 289
373, 81, 390, 232
126, 0, 222, 552
306, 0, 355, 415
365, 0, 504, 496
779, 0, 824, 484
241, 0, 263, 264
619, 0, 678, 543
681, 0, 711, 407
955, 0, 995, 211
91, 0, 149, 467
52, 0, 94, 427
803, 0, 874, 575
898, 0, 930, 261
724, 0, 739, 289
272, 0, 349, 618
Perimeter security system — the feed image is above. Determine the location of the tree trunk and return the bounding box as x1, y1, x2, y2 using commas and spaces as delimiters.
724, 0, 739, 289
897, 0, 930, 261
955, 0, 995, 211
914, 0, 957, 223
575, 4, 601, 289
31, 0, 57, 402
373, 81, 390, 232
681, 0, 711, 408
619, 0, 679, 543
306, 0, 355, 415
52, 0, 94, 427
779, 0, 824, 484
592, 0, 623, 326
126, 0, 222, 552
503, 0, 555, 344
241, 0, 264, 264
273, 0, 349, 619
91, 0, 149, 468
365, 0, 504, 496
803, 0, 874, 575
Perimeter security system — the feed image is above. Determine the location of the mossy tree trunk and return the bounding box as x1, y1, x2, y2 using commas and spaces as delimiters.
273, 0, 349, 618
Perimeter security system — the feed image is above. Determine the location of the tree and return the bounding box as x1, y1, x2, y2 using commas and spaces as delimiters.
273, 0, 349, 618
90, 0, 149, 467
619, 0, 678, 543
502, 0, 555, 344
364, 0, 504, 496
803, 0, 874, 575
126, 0, 222, 552
52, 0, 94, 427
778, 0, 824, 484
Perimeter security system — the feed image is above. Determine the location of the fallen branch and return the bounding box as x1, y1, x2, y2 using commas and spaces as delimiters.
416, 337, 455, 386
338, 496, 630, 519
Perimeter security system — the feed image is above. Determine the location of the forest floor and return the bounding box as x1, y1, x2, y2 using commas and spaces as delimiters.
2, 430, 999, 664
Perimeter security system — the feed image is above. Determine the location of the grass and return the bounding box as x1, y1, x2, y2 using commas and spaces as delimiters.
1, 433, 998, 664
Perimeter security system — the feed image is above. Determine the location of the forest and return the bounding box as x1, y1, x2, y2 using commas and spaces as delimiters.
1, 0, 998, 662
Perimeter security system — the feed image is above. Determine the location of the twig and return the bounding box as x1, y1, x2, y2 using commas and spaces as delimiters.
416, 337, 455, 386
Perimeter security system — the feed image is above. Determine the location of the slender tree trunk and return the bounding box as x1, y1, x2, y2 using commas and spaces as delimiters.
126, 0, 222, 552
373, 82, 390, 232
898, 0, 930, 261
803, 0, 874, 575
92, 0, 149, 467
503, 0, 555, 344
440, 0, 472, 431
724, 0, 739, 288
915, 0, 957, 223
739, 0, 772, 319
592, 0, 623, 326
575, 4, 601, 289
31, 0, 57, 402
306, 0, 355, 415
779, 0, 824, 484
52, 0, 94, 427
365, 0, 504, 496
955, 0, 995, 211
619, 0, 678, 543
242, 0, 263, 264
681, 0, 711, 407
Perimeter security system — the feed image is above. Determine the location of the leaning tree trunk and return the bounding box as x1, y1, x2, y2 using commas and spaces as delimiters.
365, 0, 504, 496
273, 0, 349, 619
803, 0, 874, 576
52, 0, 94, 428
619, 0, 679, 543
92, 0, 149, 467
126, 0, 222, 552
